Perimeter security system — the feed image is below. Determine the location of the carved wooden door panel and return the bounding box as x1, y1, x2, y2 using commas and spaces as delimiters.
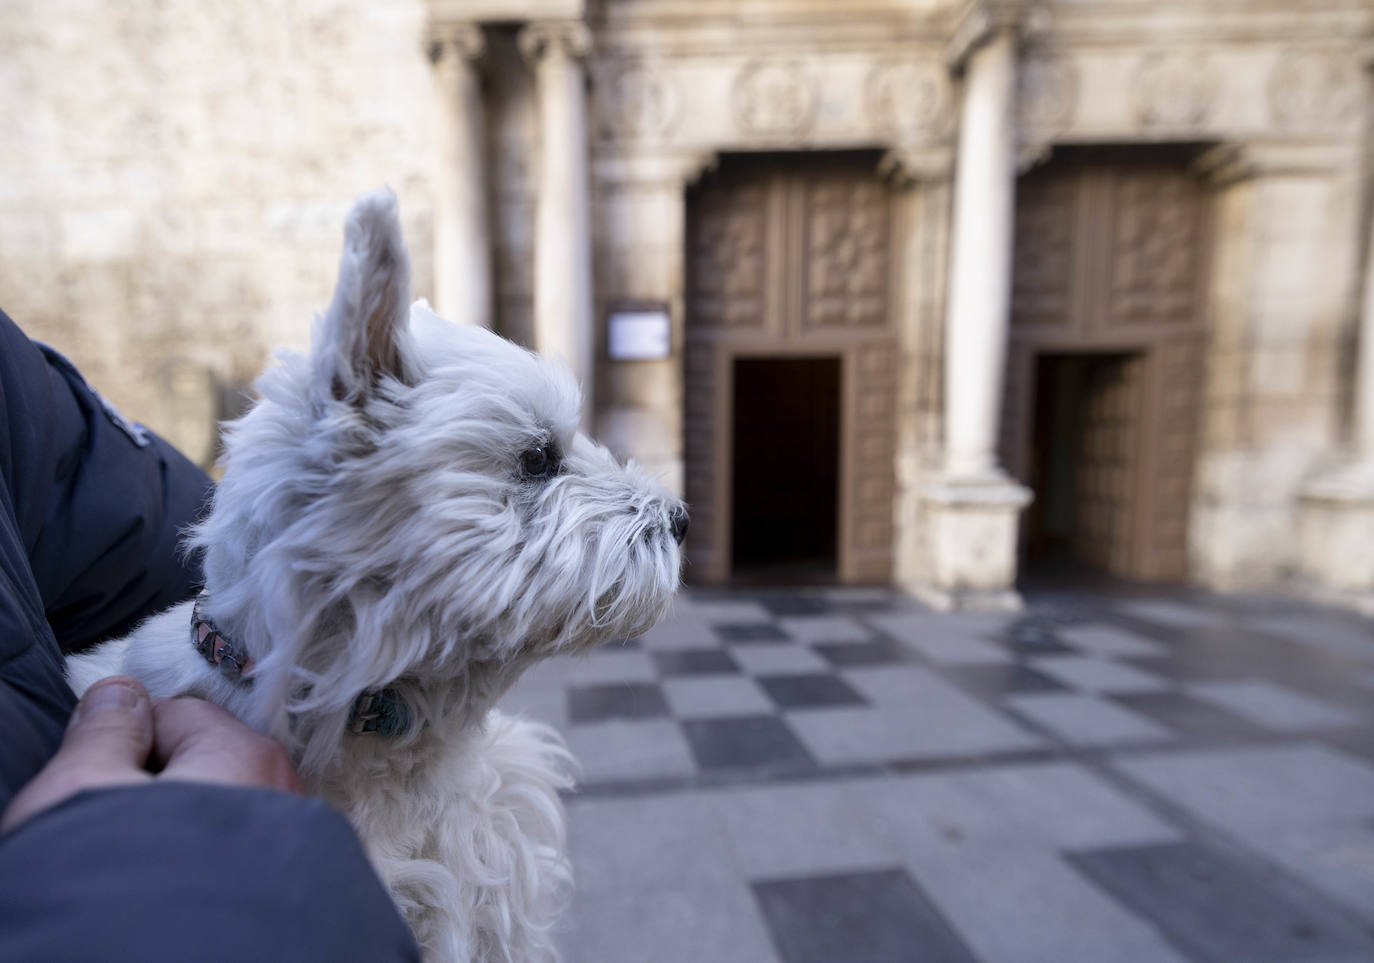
1074, 355, 1144, 576
684, 155, 897, 584
1007, 153, 1206, 582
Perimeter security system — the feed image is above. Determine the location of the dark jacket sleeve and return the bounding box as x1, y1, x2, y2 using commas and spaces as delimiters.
0, 785, 420, 963
1, 311, 214, 655
0, 309, 420, 961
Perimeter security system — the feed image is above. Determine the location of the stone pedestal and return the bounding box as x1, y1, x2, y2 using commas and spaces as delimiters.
520, 21, 594, 421
1297, 464, 1374, 615
916, 474, 1032, 612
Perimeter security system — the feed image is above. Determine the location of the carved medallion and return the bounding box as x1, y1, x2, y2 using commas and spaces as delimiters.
1019, 56, 1077, 132
1268, 49, 1360, 130
597, 60, 677, 143
864, 60, 951, 141
1131, 52, 1218, 131
732, 59, 817, 138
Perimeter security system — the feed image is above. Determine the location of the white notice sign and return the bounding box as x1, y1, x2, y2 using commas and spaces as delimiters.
607, 309, 671, 361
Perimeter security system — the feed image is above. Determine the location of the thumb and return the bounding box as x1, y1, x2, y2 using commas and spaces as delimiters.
1, 676, 153, 833
62, 676, 156, 770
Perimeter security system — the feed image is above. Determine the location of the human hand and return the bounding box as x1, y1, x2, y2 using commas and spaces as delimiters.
1, 675, 302, 833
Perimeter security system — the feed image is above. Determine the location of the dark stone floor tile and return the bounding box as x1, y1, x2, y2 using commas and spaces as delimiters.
760, 595, 834, 617
757, 673, 867, 709
999, 617, 1077, 656
753, 870, 980, 963
1111, 691, 1269, 743
1068, 841, 1374, 963
567, 683, 669, 723
651, 648, 741, 677
938, 663, 1070, 698
681, 715, 817, 773
715, 622, 792, 644
813, 639, 910, 667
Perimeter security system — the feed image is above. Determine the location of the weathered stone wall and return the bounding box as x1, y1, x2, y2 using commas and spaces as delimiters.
0, 0, 439, 465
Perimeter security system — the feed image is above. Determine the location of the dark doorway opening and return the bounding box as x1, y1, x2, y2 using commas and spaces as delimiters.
1026, 352, 1141, 579
731, 357, 841, 582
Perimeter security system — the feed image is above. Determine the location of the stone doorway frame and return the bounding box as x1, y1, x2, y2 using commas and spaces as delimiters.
1001, 148, 1215, 582
681, 152, 903, 586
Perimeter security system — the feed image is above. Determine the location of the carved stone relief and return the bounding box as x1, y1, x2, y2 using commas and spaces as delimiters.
1018, 56, 1077, 133
596, 60, 677, 143
864, 60, 952, 142
1132, 51, 1219, 131
1268, 49, 1361, 130
732, 59, 817, 138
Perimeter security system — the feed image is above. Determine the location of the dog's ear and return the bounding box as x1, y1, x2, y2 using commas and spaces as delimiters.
312, 189, 417, 405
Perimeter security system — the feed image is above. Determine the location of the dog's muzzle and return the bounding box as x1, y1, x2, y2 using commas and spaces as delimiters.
669, 505, 690, 545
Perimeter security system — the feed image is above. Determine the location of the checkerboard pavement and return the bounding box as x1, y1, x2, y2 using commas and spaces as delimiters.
498, 587, 1374, 963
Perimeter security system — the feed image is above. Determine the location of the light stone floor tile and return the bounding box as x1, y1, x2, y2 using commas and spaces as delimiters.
567, 792, 735, 885
859, 777, 1190, 963
868, 612, 1013, 646
497, 673, 566, 725
788, 699, 1040, 767
777, 614, 873, 644
822, 586, 899, 603
1188, 680, 1364, 732
1057, 623, 1169, 659
564, 719, 696, 784
1115, 598, 1232, 629
564, 649, 659, 685
1029, 655, 1171, 694
1250, 822, 1374, 926
906, 847, 1193, 963
564, 794, 778, 963
677, 599, 775, 624
705, 778, 900, 879
661, 676, 774, 720
728, 643, 832, 676
636, 615, 718, 651
1114, 744, 1374, 833
841, 664, 1004, 709
1244, 614, 1374, 661
946, 762, 1181, 851
561, 877, 781, 963
896, 633, 1014, 666
1007, 693, 1174, 747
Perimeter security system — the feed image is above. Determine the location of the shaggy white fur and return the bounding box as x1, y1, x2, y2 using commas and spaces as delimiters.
66, 189, 685, 962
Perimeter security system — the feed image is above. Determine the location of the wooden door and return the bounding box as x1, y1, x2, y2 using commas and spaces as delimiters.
1005, 152, 1208, 582
683, 154, 898, 584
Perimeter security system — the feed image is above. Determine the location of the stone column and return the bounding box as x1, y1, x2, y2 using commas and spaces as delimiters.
519, 21, 594, 420
915, 24, 1031, 612
429, 24, 492, 328
1296, 193, 1374, 614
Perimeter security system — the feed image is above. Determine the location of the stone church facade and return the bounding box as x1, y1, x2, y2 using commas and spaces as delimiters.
3, 0, 1373, 611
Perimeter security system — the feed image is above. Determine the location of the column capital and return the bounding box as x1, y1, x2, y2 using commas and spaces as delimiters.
426, 21, 486, 64
878, 146, 955, 186
1192, 140, 1359, 188
593, 150, 717, 188
945, 0, 1048, 73
518, 20, 592, 64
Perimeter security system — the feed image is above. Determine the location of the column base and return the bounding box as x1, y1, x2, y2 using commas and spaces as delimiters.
1295, 459, 1374, 612
905, 470, 1033, 613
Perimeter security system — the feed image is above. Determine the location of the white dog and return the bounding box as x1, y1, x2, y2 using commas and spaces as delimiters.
67, 190, 687, 962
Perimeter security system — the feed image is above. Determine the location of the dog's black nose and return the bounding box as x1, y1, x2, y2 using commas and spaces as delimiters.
669, 506, 690, 545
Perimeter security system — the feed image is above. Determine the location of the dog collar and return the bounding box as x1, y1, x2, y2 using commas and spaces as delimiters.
192, 591, 252, 681
190, 592, 411, 736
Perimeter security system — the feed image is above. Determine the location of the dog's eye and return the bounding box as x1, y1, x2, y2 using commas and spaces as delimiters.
519, 445, 558, 480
